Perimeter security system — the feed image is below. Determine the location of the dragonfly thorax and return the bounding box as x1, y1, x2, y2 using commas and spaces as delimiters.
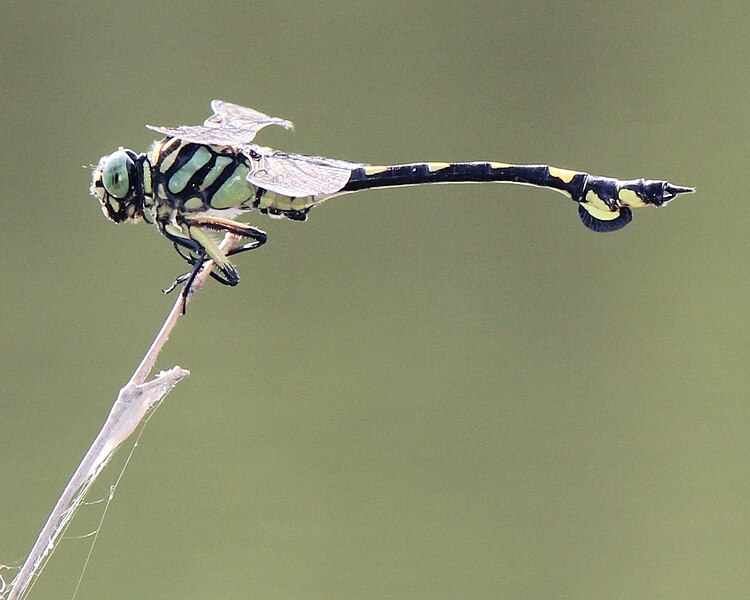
91, 148, 148, 223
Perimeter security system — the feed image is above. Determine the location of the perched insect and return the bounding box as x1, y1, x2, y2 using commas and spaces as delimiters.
91, 100, 694, 301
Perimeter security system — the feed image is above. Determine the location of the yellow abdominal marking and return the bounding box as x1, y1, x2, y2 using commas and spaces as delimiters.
364, 165, 388, 175
489, 162, 511, 169
617, 188, 648, 208
580, 202, 619, 221
427, 162, 451, 172
548, 167, 578, 184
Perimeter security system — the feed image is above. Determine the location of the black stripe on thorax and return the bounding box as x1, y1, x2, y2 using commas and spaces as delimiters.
201, 154, 243, 203
186, 151, 218, 193
159, 140, 202, 180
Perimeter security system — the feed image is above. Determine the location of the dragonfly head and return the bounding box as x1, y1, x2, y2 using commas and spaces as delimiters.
91, 148, 146, 223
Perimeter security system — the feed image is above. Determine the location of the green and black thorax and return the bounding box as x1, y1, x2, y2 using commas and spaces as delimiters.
91, 138, 318, 230
150, 138, 326, 223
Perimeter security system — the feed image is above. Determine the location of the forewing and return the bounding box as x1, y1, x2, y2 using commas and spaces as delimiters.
146, 99, 294, 146
206, 100, 294, 133
243, 148, 363, 197
146, 100, 360, 196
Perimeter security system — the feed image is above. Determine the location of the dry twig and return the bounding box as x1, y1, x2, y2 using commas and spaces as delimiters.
4, 234, 241, 600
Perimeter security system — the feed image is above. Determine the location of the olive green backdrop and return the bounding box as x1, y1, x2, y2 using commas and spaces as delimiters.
1, 2, 746, 599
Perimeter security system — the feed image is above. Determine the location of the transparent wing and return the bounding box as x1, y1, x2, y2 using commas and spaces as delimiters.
243, 147, 364, 197
146, 100, 362, 196
205, 100, 294, 134
146, 99, 294, 146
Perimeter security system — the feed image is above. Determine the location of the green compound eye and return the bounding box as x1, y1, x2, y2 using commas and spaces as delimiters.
102, 150, 134, 199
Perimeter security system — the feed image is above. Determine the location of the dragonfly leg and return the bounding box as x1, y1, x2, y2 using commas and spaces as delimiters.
183, 215, 268, 281
178, 247, 206, 313
172, 242, 199, 265
226, 239, 267, 258
159, 244, 208, 313
185, 216, 267, 254
184, 225, 239, 286
165, 241, 244, 293
160, 216, 267, 301
159, 220, 237, 311
163, 247, 222, 292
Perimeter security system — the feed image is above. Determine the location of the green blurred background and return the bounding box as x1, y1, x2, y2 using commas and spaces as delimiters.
1, 2, 747, 598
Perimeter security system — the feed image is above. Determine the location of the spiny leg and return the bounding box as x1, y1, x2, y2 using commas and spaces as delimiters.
159, 225, 233, 310
164, 242, 244, 293
227, 238, 267, 257
159, 233, 212, 313
162, 244, 206, 294
168, 238, 265, 288
182, 216, 267, 281
163, 217, 267, 297
187, 216, 267, 251
170, 242, 228, 282
179, 247, 206, 313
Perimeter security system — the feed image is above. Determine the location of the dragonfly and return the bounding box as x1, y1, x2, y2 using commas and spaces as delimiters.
91, 100, 694, 303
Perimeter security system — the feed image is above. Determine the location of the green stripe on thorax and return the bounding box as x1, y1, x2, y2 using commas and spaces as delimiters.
168, 146, 212, 194
208, 160, 254, 209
